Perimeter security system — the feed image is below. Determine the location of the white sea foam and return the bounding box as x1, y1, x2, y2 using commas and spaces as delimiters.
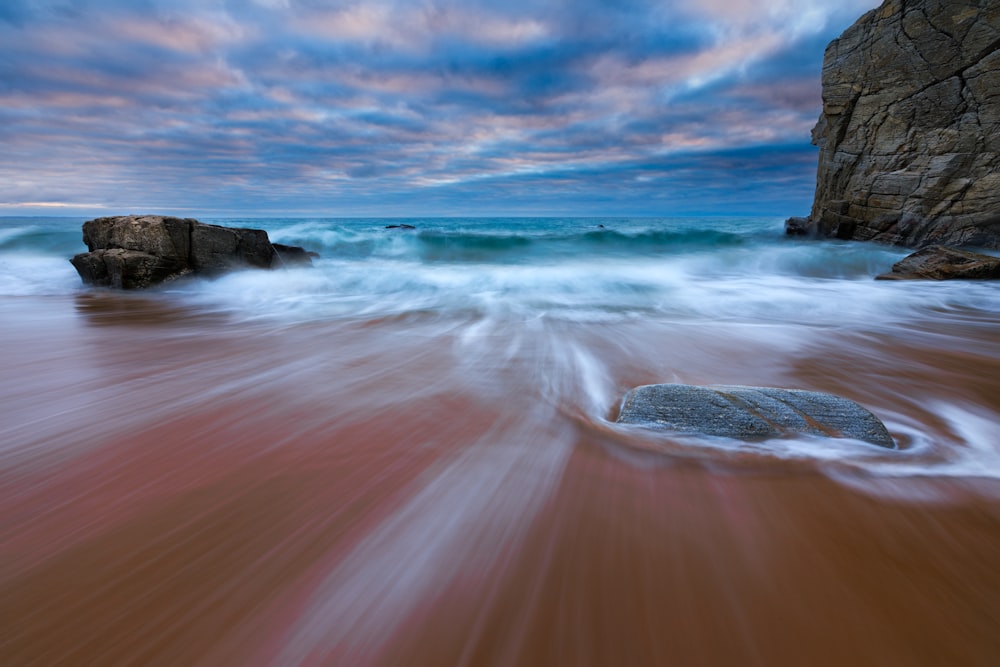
862, 403, 1000, 479
0, 254, 81, 296
174, 250, 1000, 336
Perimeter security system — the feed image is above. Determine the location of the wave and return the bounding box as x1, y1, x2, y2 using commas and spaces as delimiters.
0, 221, 82, 255
262, 219, 753, 264
415, 228, 747, 263
0, 225, 39, 247
0, 219, 85, 296
5, 216, 984, 322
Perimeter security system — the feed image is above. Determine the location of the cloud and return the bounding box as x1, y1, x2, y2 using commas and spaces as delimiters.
0, 0, 882, 216
111, 13, 248, 54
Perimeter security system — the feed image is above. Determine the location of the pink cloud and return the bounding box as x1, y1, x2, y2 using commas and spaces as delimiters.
295, 2, 549, 53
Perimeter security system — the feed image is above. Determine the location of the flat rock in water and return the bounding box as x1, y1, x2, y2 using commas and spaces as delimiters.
875, 245, 1000, 280
616, 384, 895, 449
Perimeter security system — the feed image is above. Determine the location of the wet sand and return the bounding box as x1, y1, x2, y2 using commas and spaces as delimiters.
3, 293, 1000, 666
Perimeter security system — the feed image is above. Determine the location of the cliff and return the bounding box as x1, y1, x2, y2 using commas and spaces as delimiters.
806, 0, 1000, 248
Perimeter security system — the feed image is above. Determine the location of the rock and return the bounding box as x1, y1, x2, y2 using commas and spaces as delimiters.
784, 216, 817, 237
81, 215, 192, 258
70, 249, 188, 290
616, 384, 895, 449
385, 224, 416, 230
189, 222, 275, 272
801, 0, 1000, 248
272, 243, 318, 266
876, 244, 1000, 280
71, 215, 317, 289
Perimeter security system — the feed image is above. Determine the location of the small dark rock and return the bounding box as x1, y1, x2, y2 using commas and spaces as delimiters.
385, 224, 416, 230
875, 245, 1000, 281
273, 243, 318, 267
617, 383, 895, 449
784, 216, 816, 237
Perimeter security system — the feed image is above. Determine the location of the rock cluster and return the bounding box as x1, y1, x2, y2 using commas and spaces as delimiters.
802, 0, 1000, 248
617, 384, 895, 449
71, 215, 316, 289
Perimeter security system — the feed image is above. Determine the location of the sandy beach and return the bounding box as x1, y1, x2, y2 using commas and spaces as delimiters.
3, 286, 999, 665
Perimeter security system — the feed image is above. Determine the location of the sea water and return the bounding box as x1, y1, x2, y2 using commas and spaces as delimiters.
0, 215, 957, 313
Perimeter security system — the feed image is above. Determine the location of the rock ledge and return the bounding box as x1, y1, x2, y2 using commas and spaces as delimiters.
876, 245, 1000, 280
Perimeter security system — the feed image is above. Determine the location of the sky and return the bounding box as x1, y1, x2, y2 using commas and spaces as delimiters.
0, 0, 882, 218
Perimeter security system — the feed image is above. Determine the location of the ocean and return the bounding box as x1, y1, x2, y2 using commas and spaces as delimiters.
3, 215, 1000, 665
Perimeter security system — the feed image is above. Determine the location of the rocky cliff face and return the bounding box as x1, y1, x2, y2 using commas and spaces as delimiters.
808, 0, 1000, 248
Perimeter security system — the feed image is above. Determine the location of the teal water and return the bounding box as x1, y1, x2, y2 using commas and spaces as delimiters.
0, 215, 927, 317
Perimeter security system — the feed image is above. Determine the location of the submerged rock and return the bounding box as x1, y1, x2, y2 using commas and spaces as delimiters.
70, 215, 317, 289
617, 384, 895, 449
273, 243, 320, 266
876, 245, 1000, 280
784, 216, 817, 237
801, 0, 1000, 248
